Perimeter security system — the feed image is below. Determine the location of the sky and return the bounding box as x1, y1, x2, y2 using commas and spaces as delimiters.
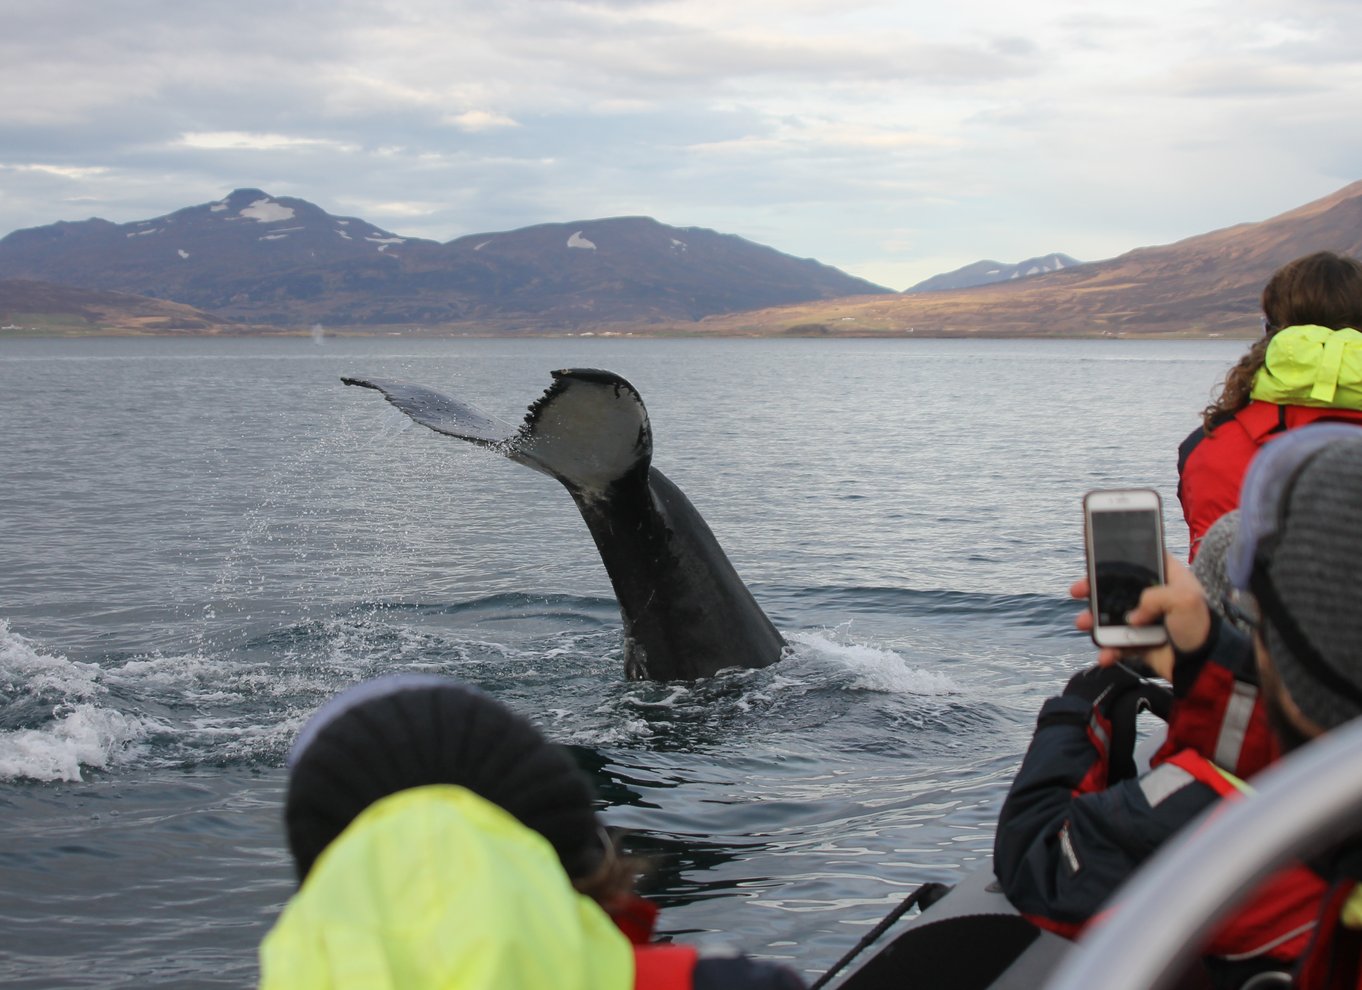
2, 0, 1361, 290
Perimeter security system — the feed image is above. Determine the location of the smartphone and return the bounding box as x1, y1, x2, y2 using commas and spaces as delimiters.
1083, 488, 1168, 648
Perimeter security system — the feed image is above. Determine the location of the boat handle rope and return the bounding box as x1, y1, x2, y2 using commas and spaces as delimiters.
808, 880, 952, 990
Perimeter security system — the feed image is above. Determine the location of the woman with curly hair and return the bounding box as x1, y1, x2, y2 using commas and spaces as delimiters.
1178, 251, 1362, 558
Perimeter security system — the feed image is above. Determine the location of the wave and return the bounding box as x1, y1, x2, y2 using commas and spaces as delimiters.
0, 620, 156, 782
787, 628, 961, 695
0, 581, 1051, 781
775, 585, 1074, 626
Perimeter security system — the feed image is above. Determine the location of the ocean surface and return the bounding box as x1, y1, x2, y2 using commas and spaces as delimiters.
0, 335, 1245, 987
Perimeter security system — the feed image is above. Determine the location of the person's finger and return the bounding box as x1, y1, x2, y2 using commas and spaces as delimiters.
1125, 583, 1178, 626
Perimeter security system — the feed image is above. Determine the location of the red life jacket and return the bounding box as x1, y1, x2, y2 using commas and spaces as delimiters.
1180, 402, 1362, 558
1161, 749, 1328, 963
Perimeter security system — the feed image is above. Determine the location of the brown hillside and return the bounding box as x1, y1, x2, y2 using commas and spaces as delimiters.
0, 278, 249, 335
687, 180, 1362, 338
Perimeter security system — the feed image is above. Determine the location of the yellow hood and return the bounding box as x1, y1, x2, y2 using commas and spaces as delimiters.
259, 785, 633, 990
1252, 325, 1362, 409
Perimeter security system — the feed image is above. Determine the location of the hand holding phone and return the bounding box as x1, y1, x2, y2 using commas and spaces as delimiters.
1083, 489, 1168, 649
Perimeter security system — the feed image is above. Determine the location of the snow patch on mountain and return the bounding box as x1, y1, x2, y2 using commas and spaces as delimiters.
567, 231, 596, 250
240, 198, 296, 223
907, 252, 1081, 293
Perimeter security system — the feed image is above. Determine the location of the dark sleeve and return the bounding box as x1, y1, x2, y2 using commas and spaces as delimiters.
693, 955, 807, 989
994, 695, 1221, 931
1153, 615, 1280, 778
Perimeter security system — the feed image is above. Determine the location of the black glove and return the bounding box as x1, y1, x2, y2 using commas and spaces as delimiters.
1061, 663, 1144, 710
1107, 682, 1173, 782
1062, 664, 1173, 784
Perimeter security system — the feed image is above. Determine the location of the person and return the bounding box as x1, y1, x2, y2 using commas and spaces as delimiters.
1178, 251, 1362, 559
258, 674, 805, 989
995, 424, 1362, 988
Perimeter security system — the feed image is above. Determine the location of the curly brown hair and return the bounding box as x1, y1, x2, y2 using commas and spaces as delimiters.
1202, 251, 1362, 431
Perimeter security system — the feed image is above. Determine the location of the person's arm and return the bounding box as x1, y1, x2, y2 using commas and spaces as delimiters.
997, 561, 1228, 932
994, 679, 1222, 933
1087, 557, 1279, 778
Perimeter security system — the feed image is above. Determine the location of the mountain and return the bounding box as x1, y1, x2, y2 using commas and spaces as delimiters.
686, 181, 1362, 337
906, 253, 1081, 293
0, 189, 892, 329
0, 278, 243, 335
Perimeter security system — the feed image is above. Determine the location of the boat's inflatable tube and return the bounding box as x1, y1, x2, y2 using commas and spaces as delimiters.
829, 708, 1172, 988
833, 869, 1072, 990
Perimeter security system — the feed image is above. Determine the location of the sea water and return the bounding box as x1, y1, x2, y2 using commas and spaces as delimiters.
0, 335, 1244, 987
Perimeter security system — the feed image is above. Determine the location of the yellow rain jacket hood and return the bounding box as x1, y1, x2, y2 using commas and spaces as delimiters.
1252, 325, 1362, 409
259, 785, 633, 990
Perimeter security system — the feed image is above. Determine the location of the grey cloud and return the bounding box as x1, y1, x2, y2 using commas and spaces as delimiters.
1, 0, 1360, 291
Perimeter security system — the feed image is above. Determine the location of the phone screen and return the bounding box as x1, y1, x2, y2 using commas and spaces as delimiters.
1091, 509, 1163, 626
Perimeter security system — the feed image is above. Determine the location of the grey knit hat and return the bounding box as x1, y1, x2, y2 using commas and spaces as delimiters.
1193, 511, 1245, 632
1227, 424, 1362, 730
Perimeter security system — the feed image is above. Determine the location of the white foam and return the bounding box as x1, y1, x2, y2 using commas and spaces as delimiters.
0, 704, 149, 782
1, 620, 101, 699
561, 716, 654, 746
0, 621, 153, 782
789, 628, 960, 695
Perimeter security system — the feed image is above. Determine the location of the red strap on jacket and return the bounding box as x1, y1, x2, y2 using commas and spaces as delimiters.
1162, 747, 1243, 796
1239, 403, 1362, 441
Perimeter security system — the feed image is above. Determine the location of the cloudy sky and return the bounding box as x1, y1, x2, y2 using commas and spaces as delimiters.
3, 0, 1360, 289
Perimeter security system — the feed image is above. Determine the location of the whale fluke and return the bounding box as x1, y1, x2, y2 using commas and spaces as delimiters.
344, 369, 786, 680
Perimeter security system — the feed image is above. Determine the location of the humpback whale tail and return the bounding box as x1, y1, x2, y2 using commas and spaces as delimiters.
343, 369, 786, 680
341, 369, 651, 495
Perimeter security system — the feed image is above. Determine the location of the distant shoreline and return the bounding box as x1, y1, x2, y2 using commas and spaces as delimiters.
0, 326, 1259, 341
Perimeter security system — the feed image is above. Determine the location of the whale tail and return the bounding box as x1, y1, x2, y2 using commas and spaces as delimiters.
344, 368, 785, 679
342, 370, 652, 495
